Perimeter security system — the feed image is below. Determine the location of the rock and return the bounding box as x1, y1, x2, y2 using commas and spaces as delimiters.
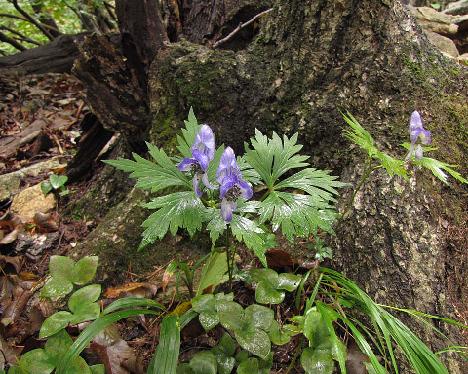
0, 173, 20, 202
443, 0, 468, 16
410, 6, 458, 35
15, 232, 59, 260
0, 158, 65, 201
10, 184, 56, 223
424, 30, 460, 57
458, 53, 468, 64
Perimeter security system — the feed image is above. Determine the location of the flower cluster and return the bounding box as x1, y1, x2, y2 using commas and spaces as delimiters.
178, 125, 253, 222
407, 111, 432, 160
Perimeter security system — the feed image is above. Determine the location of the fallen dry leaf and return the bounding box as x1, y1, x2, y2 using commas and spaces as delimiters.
33, 212, 59, 232
91, 324, 144, 374
0, 255, 22, 274
104, 282, 158, 299
266, 249, 296, 268
0, 229, 19, 245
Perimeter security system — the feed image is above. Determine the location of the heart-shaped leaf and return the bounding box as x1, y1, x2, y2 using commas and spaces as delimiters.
277, 273, 301, 291
212, 334, 236, 374
50, 174, 68, 190
217, 301, 245, 332
15, 349, 55, 374
40, 311, 72, 338
41, 181, 53, 196
301, 345, 334, 374
72, 256, 98, 285
44, 330, 73, 365
189, 351, 217, 374
68, 284, 101, 311
235, 327, 271, 359
41, 277, 74, 300
244, 304, 274, 332
255, 281, 285, 304
192, 294, 219, 331
268, 320, 292, 345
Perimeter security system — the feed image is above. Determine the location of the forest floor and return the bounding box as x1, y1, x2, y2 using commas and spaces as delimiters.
0, 74, 320, 372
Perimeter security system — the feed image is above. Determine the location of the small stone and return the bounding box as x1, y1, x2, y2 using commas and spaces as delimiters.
424, 30, 459, 58
11, 184, 56, 223
0, 173, 20, 201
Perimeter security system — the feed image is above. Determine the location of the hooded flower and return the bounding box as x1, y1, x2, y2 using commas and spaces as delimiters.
407, 111, 432, 160
178, 125, 216, 197
216, 147, 253, 222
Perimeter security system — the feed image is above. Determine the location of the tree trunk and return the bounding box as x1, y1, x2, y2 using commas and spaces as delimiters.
64, 0, 467, 371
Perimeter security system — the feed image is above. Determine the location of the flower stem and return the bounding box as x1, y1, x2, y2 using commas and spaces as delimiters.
225, 229, 233, 289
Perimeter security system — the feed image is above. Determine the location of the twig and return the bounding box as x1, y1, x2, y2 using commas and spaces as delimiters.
10, 0, 55, 40
0, 25, 41, 45
213, 8, 273, 49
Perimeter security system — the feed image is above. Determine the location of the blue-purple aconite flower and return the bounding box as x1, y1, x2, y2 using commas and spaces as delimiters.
178, 125, 215, 197
216, 147, 253, 222
407, 111, 432, 160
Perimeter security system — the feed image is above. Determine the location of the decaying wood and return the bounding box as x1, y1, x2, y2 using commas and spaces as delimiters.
0, 34, 84, 75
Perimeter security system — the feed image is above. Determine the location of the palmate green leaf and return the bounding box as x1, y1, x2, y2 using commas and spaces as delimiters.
259, 191, 337, 241
238, 155, 262, 185
230, 215, 268, 267
139, 192, 208, 249
244, 130, 309, 188
177, 107, 201, 158
413, 156, 468, 185
104, 145, 190, 193
342, 112, 407, 178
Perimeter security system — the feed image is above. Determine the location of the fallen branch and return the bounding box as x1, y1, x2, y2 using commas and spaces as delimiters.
213, 8, 273, 49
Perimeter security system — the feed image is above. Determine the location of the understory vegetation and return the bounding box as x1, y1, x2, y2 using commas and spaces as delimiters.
8, 109, 466, 374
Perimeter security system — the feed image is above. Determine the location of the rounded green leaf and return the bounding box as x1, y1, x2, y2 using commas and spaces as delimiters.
41, 277, 73, 301
244, 304, 274, 331
66, 356, 92, 374
277, 273, 301, 292
217, 333, 236, 356
217, 301, 245, 331
199, 311, 219, 331
49, 256, 75, 280
50, 174, 68, 189
68, 284, 101, 312
237, 357, 259, 374
72, 256, 99, 285
189, 351, 217, 374
192, 294, 215, 314
41, 181, 53, 196
17, 349, 54, 374
235, 328, 271, 359
69, 302, 101, 324
255, 282, 285, 305
250, 269, 279, 286
44, 330, 73, 365
215, 353, 235, 374
39, 311, 72, 339
300, 347, 334, 374
176, 363, 194, 374
268, 320, 292, 346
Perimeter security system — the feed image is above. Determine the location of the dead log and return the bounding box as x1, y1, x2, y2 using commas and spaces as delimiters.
0, 34, 85, 75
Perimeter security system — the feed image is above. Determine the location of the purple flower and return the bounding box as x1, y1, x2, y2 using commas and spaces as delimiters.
178, 125, 215, 196
216, 147, 253, 222
407, 111, 432, 160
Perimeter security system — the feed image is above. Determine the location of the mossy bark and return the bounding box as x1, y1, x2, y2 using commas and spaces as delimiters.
74, 0, 467, 370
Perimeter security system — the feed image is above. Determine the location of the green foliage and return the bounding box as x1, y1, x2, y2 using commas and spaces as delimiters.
149, 316, 181, 374
245, 130, 345, 240
402, 143, 468, 185
40, 284, 101, 338
191, 292, 290, 360
41, 174, 69, 196
342, 112, 407, 178
41, 255, 98, 300
9, 330, 102, 374
320, 268, 452, 374
250, 268, 301, 304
